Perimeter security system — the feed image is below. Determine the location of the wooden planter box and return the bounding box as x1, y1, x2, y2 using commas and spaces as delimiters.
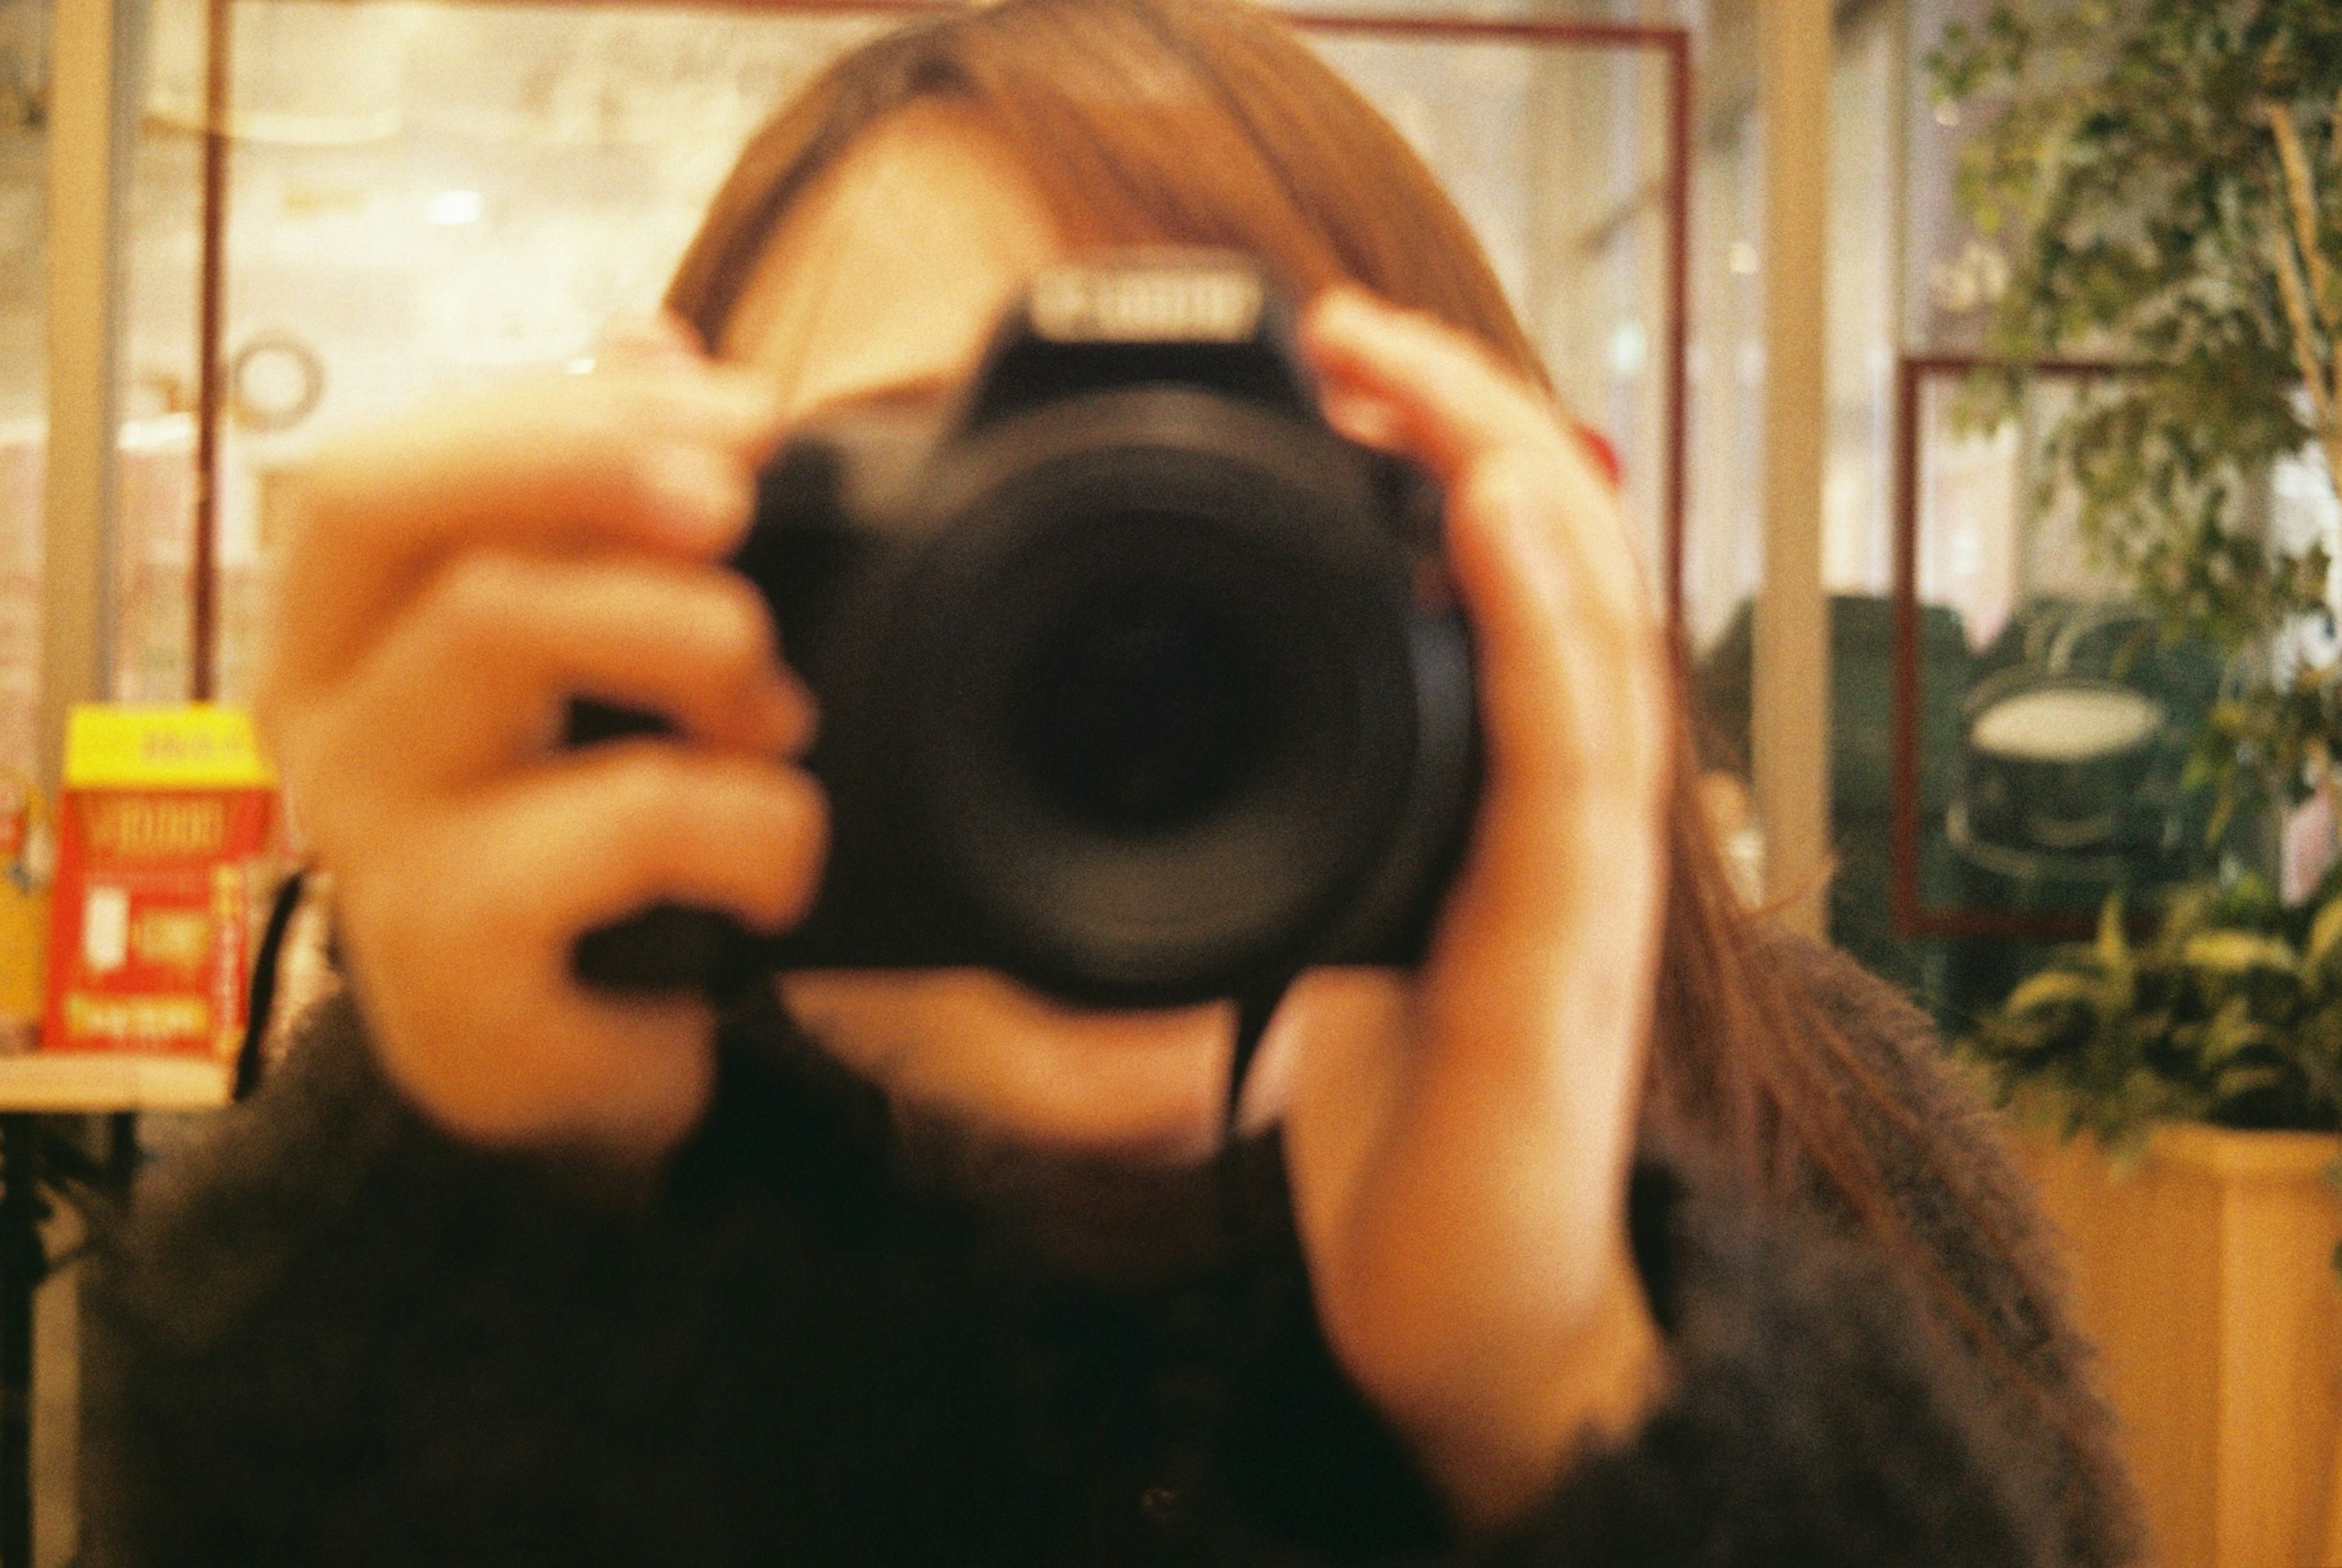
2016, 1125, 2342, 1567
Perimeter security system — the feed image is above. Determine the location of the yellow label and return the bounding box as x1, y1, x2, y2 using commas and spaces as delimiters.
63, 992, 212, 1045
84, 796, 230, 861
131, 908, 213, 972
65, 704, 274, 790
0, 884, 43, 1033
0, 775, 46, 1036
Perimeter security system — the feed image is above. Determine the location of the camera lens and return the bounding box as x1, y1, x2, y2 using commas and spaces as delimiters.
886, 388, 1436, 1001
1009, 578, 1271, 832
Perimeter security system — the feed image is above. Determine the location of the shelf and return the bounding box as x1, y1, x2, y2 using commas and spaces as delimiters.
0, 1053, 231, 1113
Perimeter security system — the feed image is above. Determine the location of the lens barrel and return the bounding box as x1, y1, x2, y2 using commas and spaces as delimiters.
864, 388, 1427, 1003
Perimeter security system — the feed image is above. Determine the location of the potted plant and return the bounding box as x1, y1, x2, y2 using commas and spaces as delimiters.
1968, 876, 2342, 1140
1932, 5, 2342, 1562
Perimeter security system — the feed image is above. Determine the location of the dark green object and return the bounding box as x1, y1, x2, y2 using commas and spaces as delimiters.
1694, 595, 2240, 1027
1964, 877, 2342, 1146
1694, 595, 1972, 1009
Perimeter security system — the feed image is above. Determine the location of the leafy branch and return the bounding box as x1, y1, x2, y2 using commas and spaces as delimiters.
1932, 0, 2342, 825
2257, 98, 2341, 484
1965, 873, 2342, 1147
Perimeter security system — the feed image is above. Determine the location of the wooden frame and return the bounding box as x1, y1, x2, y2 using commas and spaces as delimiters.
1889, 351, 2140, 941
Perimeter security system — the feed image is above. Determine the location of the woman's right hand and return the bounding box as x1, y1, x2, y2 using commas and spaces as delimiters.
257, 325, 825, 1170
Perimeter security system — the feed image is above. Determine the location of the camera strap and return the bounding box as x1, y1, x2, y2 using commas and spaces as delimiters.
235, 868, 312, 1101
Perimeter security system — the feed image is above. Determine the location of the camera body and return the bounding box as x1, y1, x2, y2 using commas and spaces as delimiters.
573, 253, 1477, 1008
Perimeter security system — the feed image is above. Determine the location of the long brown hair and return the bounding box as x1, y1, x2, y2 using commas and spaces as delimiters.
668, 0, 2068, 1435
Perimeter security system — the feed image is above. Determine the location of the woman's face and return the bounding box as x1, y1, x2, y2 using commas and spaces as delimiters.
723, 104, 1398, 1163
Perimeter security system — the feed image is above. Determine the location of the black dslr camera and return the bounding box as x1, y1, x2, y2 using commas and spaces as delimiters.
573, 253, 1477, 1009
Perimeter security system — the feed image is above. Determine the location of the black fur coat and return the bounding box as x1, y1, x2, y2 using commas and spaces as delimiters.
82, 943, 2141, 1566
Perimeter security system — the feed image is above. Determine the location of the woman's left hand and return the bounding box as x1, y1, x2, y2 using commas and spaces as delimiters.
1270, 289, 1673, 1531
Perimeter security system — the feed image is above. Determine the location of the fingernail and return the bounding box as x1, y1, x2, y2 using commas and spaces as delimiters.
758, 672, 819, 756
1321, 388, 1401, 448
646, 445, 751, 543
1305, 286, 1374, 334
675, 370, 789, 454
595, 312, 702, 363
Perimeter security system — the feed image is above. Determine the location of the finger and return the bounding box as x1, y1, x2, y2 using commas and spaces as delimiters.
1323, 382, 1622, 490
407, 984, 720, 1160
300, 551, 813, 801
1444, 453, 1672, 843
1302, 290, 1644, 621
269, 367, 787, 701
462, 740, 829, 942
587, 312, 707, 372
336, 844, 722, 1156
1304, 292, 1666, 806
1302, 289, 1572, 480
1319, 385, 1409, 453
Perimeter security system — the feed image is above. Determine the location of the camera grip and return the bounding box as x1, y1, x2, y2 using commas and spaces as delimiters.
563, 696, 770, 997
571, 904, 763, 995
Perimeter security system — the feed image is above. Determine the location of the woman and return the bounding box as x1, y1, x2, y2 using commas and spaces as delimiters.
86, 1, 2139, 1563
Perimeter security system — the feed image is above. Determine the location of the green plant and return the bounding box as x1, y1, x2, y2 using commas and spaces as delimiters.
1931, 1, 2342, 836
1964, 874, 2342, 1151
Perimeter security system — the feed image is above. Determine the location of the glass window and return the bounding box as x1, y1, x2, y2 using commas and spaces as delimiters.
115, 1, 1696, 711
118, 0, 898, 703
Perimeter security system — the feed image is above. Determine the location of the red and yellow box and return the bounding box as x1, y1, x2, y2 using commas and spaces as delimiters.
42, 706, 276, 1059
0, 772, 46, 1051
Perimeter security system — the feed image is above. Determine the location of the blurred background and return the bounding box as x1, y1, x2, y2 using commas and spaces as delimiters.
19, 0, 2326, 1029
5, 2, 2342, 1564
